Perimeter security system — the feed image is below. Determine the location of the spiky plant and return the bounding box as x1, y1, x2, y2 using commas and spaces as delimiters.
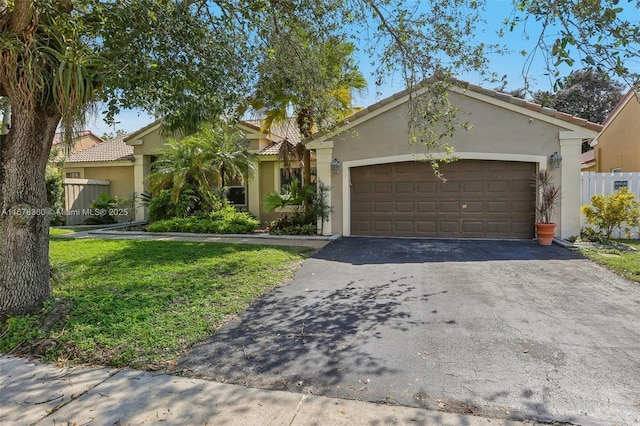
534, 169, 561, 224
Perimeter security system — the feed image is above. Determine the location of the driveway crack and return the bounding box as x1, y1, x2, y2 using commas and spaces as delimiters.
34, 368, 122, 425
288, 394, 308, 426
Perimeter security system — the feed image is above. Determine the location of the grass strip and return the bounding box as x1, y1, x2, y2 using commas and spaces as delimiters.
577, 239, 640, 283
2, 238, 312, 369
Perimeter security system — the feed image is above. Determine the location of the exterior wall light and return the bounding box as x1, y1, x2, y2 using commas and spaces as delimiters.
549, 152, 562, 169
331, 158, 341, 173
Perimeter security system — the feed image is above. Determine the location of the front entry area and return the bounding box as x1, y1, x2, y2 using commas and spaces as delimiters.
350, 159, 536, 238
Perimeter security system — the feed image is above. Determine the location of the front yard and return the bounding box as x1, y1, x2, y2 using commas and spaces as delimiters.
3, 234, 637, 372
576, 239, 640, 283
1, 237, 312, 369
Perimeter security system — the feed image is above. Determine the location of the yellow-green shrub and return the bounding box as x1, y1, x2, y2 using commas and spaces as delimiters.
581, 188, 640, 240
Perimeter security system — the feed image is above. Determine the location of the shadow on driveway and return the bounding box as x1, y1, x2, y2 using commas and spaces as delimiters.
178, 238, 640, 425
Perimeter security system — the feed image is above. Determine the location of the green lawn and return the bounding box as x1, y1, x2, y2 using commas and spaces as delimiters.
49, 227, 95, 235
2, 239, 312, 369
577, 239, 640, 283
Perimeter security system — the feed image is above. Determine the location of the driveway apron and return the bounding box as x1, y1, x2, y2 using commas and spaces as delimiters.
178, 238, 640, 425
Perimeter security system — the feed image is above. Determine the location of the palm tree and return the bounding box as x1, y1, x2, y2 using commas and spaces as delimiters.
193, 124, 256, 192
148, 124, 255, 208
249, 36, 366, 220
148, 138, 215, 206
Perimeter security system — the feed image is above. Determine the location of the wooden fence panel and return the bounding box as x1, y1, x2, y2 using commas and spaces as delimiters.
581, 172, 640, 238
64, 179, 111, 226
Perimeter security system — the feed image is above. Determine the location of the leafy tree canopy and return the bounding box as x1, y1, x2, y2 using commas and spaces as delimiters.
507, 0, 640, 89
498, 69, 625, 124
532, 69, 625, 124
1, 0, 640, 317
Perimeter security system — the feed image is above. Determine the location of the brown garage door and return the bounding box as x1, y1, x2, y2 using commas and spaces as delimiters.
351, 160, 535, 238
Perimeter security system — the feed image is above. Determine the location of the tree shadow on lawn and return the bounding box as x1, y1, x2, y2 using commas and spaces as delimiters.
36, 239, 312, 366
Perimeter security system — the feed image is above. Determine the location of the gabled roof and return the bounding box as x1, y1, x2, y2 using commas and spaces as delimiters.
256, 140, 295, 156
124, 118, 303, 146
124, 120, 163, 144
306, 78, 603, 144
52, 130, 103, 146
67, 134, 134, 163
591, 87, 640, 146
242, 118, 302, 145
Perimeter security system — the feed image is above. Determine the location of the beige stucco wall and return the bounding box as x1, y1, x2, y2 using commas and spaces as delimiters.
259, 161, 279, 223
130, 127, 173, 156
82, 165, 135, 201
64, 167, 85, 178
595, 95, 640, 172
75, 134, 103, 153
319, 90, 594, 238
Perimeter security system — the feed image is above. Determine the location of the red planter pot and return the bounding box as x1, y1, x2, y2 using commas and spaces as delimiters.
535, 223, 556, 246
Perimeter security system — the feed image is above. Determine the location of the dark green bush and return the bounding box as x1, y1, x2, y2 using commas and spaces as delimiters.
45, 165, 65, 226
146, 187, 211, 222
268, 215, 316, 235
269, 223, 317, 236
85, 193, 118, 225
146, 206, 258, 234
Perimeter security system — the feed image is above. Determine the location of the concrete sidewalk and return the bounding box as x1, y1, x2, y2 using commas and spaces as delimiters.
54, 227, 337, 249
1, 356, 532, 425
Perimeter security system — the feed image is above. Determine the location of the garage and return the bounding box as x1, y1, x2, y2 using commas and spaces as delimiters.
350, 159, 536, 238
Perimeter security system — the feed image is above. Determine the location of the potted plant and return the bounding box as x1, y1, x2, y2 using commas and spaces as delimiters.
533, 169, 561, 245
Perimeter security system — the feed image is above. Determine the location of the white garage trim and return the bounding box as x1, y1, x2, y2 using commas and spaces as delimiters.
341, 152, 548, 236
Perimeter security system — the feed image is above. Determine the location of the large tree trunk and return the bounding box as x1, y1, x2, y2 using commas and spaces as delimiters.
0, 103, 60, 318
296, 109, 314, 221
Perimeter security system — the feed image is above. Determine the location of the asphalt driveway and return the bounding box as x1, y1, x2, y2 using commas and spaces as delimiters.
179, 238, 640, 425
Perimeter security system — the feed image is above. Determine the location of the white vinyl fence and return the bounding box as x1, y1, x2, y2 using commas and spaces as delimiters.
581, 172, 640, 238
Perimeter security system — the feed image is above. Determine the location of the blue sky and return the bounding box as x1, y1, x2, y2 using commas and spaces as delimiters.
88, 0, 639, 137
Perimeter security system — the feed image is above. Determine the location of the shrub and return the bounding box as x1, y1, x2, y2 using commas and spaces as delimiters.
45, 162, 65, 226
85, 193, 119, 225
263, 179, 321, 235
581, 187, 640, 240
146, 206, 258, 234
144, 187, 218, 222
268, 215, 316, 235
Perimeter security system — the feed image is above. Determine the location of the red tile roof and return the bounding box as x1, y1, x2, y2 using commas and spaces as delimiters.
67, 134, 134, 163
242, 118, 302, 145
257, 140, 296, 156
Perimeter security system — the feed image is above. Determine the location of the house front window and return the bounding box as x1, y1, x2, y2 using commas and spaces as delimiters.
226, 186, 247, 205
279, 167, 317, 193
225, 176, 246, 206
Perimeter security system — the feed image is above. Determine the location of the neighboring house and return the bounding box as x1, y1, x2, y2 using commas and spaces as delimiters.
305, 80, 602, 239
63, 134, 136, 224
52, 130, 103, 157
582, 87, 640, 172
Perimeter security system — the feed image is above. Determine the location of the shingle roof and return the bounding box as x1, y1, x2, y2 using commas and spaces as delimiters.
67, 134, 134, 163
